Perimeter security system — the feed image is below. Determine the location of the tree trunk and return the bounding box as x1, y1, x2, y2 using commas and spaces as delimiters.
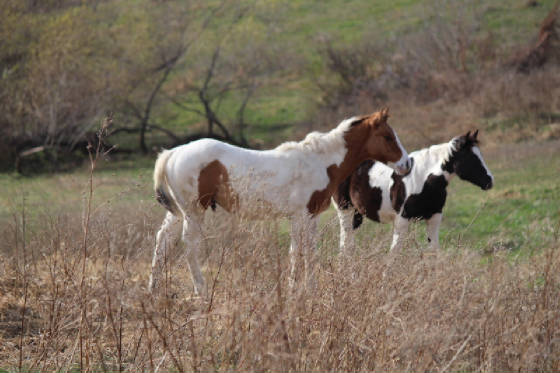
139, 119, 149, 153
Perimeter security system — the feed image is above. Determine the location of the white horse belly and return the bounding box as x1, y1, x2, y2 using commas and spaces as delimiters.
225, 156, 324, 217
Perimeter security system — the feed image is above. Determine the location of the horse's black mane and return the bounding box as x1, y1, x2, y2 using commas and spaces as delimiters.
441, 131, 479, 173
454, 132, 479, 149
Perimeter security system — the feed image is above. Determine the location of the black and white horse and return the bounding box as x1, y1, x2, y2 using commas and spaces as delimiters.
333, 131, 493, 253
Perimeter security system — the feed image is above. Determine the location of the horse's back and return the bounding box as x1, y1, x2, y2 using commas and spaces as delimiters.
173, 138, 236, 159
169, 139, 256, 172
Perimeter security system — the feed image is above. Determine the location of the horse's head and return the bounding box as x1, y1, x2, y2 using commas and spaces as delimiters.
357, 108, 411, 175
448, 130, 493, 190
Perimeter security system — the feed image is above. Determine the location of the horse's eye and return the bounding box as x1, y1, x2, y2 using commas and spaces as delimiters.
384, 135, 393, 141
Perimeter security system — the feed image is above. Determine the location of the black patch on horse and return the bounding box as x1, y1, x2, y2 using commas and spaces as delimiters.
352, 211, 363, 229
390, 172, 406, 212
442, 132, 478, 173
402, 174, 448, 220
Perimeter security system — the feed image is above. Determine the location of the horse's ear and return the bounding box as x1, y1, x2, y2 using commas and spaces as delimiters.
454, 133, 467, 149
368, 107, 389, 127
473, 129, 479, 139
380, 107, 390, 122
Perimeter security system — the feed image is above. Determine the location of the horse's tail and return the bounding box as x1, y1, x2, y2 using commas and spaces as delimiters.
154, 149, 179, 215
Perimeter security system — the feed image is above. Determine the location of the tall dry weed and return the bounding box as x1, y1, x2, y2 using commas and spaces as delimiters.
1, 184, 559, 371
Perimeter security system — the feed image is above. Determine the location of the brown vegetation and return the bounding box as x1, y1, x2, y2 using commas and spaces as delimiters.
512, 1, 560, 73
1, 209, 559, 371
315, 3, 560, 149
1, 156, 559, 371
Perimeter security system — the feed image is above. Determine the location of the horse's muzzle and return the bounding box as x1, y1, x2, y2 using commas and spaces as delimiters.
482, 180, 493, 190
395, 157, 413, 176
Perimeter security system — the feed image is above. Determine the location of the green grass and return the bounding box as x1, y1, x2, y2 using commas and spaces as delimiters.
0, 156, 156, 228
443, 149, 560, 253
153, 84, 307, 146
482, 0, 559, 42
2, 141, 558, 257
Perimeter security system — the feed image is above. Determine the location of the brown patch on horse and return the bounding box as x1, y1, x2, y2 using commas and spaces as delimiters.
198, 160, 238, 212
306, 123, 371, 215
348, 160, 383, 222
307, 165, 339, 214
306, 108, 403, 216
334, 176, 352, 209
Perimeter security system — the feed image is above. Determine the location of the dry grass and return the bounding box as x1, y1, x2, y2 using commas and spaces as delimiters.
0, 123, 559, 372
1, 180, 559, 372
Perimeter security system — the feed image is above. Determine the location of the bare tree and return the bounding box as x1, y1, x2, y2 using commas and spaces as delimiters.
119, 0, 228, 153
162, 4, 282, 147
164, 45, 257, 146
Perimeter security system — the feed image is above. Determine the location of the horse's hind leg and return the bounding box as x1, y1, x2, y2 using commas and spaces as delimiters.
149, 211, 182, 292
289, 215, 318, 291
390, 215, 409, 252
182, 213, 206, 296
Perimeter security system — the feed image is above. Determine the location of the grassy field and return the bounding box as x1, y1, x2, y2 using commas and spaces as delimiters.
0, 137, 559, 371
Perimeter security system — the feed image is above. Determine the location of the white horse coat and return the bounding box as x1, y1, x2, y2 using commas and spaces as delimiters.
150, 109, 411, 295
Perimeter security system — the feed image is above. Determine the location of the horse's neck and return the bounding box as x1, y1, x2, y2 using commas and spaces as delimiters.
415, 142, 455, 180
329, 124, 370, 185
275, 120, 366, 183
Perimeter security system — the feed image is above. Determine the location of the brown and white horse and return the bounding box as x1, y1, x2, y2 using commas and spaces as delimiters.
149, 108, 411, 295
333, 130, 493, 253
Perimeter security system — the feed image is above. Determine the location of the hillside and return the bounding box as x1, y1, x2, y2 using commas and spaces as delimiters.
2, 0, 560, 173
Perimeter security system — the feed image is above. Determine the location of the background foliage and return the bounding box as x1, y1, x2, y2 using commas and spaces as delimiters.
1, 0, 560, 172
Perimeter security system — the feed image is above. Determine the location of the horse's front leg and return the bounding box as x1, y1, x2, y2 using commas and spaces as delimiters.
426, 213, 442, 250
303, 217, 318, 290
390, 215, 409, 252
334, 201, 356, 255
149, 211, 183, 293
182, 214, 207, 297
